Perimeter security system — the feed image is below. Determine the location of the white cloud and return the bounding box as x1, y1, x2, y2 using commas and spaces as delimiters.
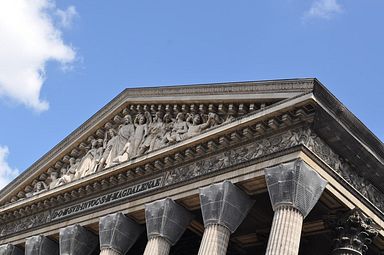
304, 0, 342, 20
56, 5, 77, 28
0, 146, 19, 190
0, 0, 76, 112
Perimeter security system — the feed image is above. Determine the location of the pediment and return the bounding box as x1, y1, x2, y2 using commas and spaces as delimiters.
0, 79, 316, 207
1, 79, 384, 242
1, 78, 382, 218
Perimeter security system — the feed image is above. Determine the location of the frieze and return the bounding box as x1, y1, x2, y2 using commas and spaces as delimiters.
1, 127, 383, 238
165, 127, 384, 212
0, 211, 50, 237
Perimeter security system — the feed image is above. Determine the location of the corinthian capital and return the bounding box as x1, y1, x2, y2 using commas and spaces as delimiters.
332, 209, 378, 255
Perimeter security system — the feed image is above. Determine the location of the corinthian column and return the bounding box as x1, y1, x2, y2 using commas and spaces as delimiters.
331, 209, 378, 255
143, 198, 192, 255
264, 159, 327, 255
25, 235, 59, 255
0, 244, 23, 255
59, 224, 98, 255
99, 212, 144, 255
197, 180, 254, 255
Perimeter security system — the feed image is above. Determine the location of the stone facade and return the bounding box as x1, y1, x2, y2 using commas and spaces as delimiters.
0, 79, 382, 254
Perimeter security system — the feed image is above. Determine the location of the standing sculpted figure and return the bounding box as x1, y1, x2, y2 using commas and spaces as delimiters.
162, 113, 175, 145
132, 112, 149, 157
116, 114, 135, 156
111, 115, 135, 164
98, 128, 119, 170
139, 111, 165, 154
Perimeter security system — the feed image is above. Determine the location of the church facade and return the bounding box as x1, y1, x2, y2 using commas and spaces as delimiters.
0, 78, 383, 255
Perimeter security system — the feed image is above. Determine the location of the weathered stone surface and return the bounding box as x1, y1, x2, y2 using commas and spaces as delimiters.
265, 206, 303, 255
331, 209, 378, 255
143, 236, 171, 255
197, 224, 230, 255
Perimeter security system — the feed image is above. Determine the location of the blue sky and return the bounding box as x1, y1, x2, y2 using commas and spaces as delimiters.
0, 0, 383, 188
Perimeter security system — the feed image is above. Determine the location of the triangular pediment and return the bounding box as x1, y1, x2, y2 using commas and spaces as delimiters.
1, 78, 383, 220
1, 78, 384, 245
0, 79, 316, 206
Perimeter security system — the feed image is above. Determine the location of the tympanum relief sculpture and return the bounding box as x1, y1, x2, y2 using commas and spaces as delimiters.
24, 107, 225, 198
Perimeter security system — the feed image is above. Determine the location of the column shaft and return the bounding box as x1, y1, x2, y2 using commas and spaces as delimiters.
265, 206, 303, 255
100, 248, 121, 255
143, 237, 171, 255
100, 248, 122, 255
197, 224, 231, 255
332, 250, 361, 255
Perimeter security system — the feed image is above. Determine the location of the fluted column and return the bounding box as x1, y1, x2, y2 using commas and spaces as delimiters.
25, 235, 59, 255
143, 198, 192, 255
59, 224, 98, 255
197, 180, 254, 255
143, 236, 171, 255
0, 244, 23, 255
265, 206, 303, 255
331, 209, 378, 255
264, 159, 327, 255
99, 212, 144, 255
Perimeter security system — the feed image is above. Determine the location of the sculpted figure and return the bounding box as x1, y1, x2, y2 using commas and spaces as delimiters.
98, 128, 119, 170
33, 181, 48, 195
132, 112, 149, 156
76, 139, 100, 179
139, 111, 165, 154
116, 114, 135, 156
48, 171, 59, 190
113, 140, 132, 164
162, 113, 175, 145
93, 139, 104, 170
168, 112, 188, 143
185, 113, 214, 138
208, 112, 221, 127
56, 157, 78, 186
224, 114, 235, 123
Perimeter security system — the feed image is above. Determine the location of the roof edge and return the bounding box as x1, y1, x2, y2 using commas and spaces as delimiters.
313, 79, 384, 159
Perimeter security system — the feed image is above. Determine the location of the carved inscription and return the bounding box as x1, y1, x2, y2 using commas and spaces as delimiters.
0, 177, 163, 237
51, 177, 163, 220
